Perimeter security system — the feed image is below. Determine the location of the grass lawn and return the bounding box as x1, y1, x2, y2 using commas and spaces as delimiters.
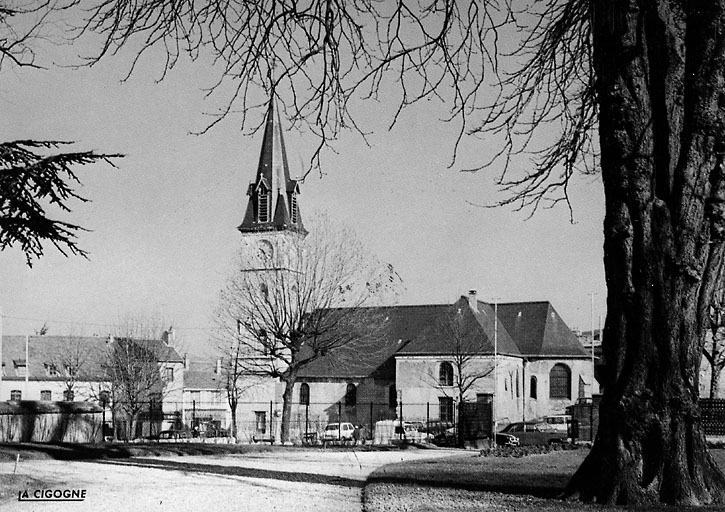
363, 448, 725, 512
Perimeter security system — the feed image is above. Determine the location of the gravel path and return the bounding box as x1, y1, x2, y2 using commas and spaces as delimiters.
0, 448, 466, 512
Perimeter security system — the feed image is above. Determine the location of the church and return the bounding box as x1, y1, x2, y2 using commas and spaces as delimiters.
221, 96, 595, 444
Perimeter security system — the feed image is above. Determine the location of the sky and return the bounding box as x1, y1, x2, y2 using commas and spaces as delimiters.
0, 31, 608, 358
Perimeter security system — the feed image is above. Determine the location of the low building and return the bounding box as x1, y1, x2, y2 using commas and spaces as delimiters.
0, 334, 184, 439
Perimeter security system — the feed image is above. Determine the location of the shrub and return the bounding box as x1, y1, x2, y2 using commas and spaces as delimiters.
479, 442, 582, 458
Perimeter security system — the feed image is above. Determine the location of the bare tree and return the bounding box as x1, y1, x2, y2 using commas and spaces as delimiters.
50, 334, 91, 401
103, 319, 170, 440
426, 305, 495, 447
216, 214, 401, 443
216, 342, 265, 441
705, 263, 725, 399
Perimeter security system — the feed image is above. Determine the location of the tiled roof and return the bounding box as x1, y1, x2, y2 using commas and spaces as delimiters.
0, 335, 182, 381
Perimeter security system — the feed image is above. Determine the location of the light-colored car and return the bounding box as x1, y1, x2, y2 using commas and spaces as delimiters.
536, 414, 571, 433
321, 422, 356, 443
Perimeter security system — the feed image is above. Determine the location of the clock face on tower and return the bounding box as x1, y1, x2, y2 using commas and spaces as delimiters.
257, 239, 274, 262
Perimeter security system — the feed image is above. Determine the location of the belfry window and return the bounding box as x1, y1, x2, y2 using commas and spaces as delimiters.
258, 191, 269, 223
290, 194, 298, 224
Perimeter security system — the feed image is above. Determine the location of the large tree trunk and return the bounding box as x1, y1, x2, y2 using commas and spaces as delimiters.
230, 400, 238, 441
280, 374, 297, 444
566, 0, 725, 505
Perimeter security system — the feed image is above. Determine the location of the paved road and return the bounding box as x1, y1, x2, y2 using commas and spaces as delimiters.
1, 448, 468, 511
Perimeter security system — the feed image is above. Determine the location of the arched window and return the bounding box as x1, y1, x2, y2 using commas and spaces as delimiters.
549, 364, 571, 399
258, 190, 270, 222
345, 383, 357, 406
299, 383, 310, 405
439, 362, 454, 386
530, 376, 538, 399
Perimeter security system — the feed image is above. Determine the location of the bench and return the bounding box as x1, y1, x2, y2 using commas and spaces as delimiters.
252, 435, 275, 444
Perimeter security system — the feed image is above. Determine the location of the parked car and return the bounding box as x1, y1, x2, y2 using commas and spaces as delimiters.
496, 422, 568, 446
393, 422, 431, 443
536, 414, 571, 433
321, 422, 356, 443
419, 421, 457, 447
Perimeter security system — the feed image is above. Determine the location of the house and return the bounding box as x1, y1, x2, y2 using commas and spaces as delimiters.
0, 334, 184, 439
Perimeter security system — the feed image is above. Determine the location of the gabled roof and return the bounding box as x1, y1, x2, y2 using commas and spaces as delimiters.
397, 298, 521, 356
0, 335, 182, 381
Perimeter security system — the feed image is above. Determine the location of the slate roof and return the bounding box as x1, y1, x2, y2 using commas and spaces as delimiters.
297, 296, 587, 379
494, 302, 589, 357
397, 298, 522, 357
184, 360, 224, 390
298, 305, 453, 380
1, 335, 182, 381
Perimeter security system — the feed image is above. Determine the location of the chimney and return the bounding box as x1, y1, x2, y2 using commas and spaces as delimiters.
162, 326, 175, 345
184, 353, 189, 370
468, 289, 478, 311
215, 358, 222, 375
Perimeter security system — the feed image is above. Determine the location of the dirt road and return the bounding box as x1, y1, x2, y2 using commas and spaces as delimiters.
1, 448, 468, 511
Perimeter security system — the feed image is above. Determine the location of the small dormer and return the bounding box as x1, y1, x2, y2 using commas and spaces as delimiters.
256, 181, 271, 223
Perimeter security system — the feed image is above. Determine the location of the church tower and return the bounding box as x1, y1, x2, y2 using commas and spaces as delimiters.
238, 99, 306, 266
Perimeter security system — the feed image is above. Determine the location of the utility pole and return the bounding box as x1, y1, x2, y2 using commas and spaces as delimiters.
589, 292, 596, 393
0, 307, 3, 399
492, 297, 500, 445
25, 334, 29, 397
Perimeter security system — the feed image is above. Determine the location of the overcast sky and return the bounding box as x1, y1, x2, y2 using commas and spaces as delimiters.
0, 35, 607, 357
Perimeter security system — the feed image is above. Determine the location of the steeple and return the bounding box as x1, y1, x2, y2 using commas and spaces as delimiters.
238, 99, 305, 234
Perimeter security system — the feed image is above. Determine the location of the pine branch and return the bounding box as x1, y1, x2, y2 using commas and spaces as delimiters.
0, 140, 122, 266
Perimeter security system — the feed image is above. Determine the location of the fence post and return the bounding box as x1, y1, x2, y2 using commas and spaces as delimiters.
338, 402, 342, 440
398, 395, 403, 440
369, 401, 373, 442
305, 402, 309, 438
426, 402, 430, 433
269, 401, 273, 442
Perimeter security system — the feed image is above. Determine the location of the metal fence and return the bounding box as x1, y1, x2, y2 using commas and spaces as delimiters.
567, 397, 725, 442
103, 399, 492, 444
701, 398, 725, 436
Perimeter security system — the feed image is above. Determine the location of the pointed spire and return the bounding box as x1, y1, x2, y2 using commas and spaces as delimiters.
238, 98, 305, 234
